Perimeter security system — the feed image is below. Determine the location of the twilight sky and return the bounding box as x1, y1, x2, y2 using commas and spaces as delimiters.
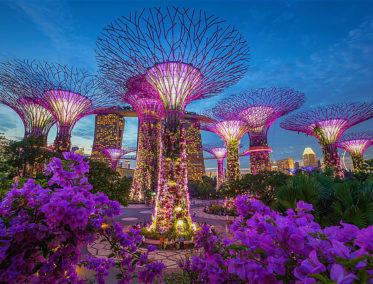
0, 0, 372, 171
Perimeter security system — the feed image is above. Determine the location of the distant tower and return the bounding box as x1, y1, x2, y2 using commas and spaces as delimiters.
91, 108, 125, 166
185, 114, 207, 181
277, 158, 294, 174
303, 147, 318, 167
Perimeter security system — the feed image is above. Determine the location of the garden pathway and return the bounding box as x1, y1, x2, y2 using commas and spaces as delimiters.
86, 202, 235, 270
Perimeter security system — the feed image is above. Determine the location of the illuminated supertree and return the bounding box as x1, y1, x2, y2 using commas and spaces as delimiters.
97, 7, 249, 236
203, 144, 227, 188
0, 60, 55, 144
213, 88, 305, 175
123, 76, 165, 202
280, 103, 373, 177
14, 60, 117, 152
202, 111, 249, 183
101, 147, 136, 170
337, 132, 373, 172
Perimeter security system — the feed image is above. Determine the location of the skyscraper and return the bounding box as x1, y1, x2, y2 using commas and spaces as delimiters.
185, 114, 206, 181
303, 147, 318, 167
277, 158, 294, 174
90, 108, 126, 165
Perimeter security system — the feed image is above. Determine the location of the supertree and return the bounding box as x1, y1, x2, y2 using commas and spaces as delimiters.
12, 60, 118, 152
96, 7, 249, 237
202, 111, 249, 184
123, 76, 165, 202
280, 102, 373, 177
213, 88, 305, 175
0, 60, 55, 144
203, 144, 227, 189
337, 131, 373, 172
101, 147, 136, 170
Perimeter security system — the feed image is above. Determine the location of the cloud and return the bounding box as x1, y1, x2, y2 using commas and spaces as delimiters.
0, 113, 17, 132
72, 126, 94, 140
14, 0, 96, 70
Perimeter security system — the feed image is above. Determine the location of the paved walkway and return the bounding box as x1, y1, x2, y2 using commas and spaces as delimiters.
86, 202, 234, 270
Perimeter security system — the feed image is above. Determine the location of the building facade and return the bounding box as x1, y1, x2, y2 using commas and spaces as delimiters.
303, 147, 318, 167
90, 108, 206, 180
277, 158, 294, 174
90, 111, 125, 166
184, 117, 205, 181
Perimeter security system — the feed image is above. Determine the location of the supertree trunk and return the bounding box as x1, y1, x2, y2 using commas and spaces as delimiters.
249, 131, 271, 175
54, 126, 71, 153
131, 116, 162, 202
351, 154, 364, 172
250, 150, 271, 175
226, 139, 240, 183
322, 143, 344, 178
150, 110, 193, 236
216, 158, 225, 188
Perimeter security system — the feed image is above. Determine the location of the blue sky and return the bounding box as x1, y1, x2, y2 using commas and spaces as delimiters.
0, 0, 372, 171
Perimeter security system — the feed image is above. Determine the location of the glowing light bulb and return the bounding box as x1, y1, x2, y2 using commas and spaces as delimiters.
177, 220, 184, 226
175, 206, 182, 212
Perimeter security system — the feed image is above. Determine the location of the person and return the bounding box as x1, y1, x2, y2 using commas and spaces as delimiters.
179, 236, 185, 250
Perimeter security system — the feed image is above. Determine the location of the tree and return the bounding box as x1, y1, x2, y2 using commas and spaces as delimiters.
222, 171, 289, 205
6, 135, 57, 178
87, 160, 131, 206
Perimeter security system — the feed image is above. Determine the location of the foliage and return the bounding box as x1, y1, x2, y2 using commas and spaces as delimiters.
5, 135, 58, 178
221, 171, 289, 205
189, 176, 219, 200
150, 113, 194, 237
206, 203, 237, 216
87, 160, 131, 206
0, 133, 16, 180
272, 173, 373, 228
169, 196, 373, 283
0, 151, 165, 283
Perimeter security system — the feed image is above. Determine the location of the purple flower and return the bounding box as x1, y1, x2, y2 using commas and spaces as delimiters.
354, 226, 373, 252
330, 263, 359, 284
294, 250, 326, 281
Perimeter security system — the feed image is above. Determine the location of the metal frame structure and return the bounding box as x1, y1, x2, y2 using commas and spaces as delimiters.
337, 131, 373, 172
213, 88, 304, 175
9, 60, 118, 152
101, 148, 136, 170
203, 144, 227, 188
280, 102, 373, 177
97, 7, 249, 236
202, 111, 249, 183
0, 60, 55, 145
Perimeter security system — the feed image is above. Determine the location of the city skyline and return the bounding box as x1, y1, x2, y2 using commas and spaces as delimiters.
0, 0, 372, 171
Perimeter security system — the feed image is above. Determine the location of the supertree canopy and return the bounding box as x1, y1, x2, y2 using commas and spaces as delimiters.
337, 131, 373, 172
101, 148, 136, 170
203, 144, 227, 189
280, 102, 373, 177
12, 60, 118, 153
213, 88, 305, 175
122, 76, 166, 203
96, 7, 249, 237
0, 60, 55, 144
202, 111, 249, 184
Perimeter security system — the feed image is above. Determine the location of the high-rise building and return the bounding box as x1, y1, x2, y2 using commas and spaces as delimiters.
294, 161, 300, 169
184, 115, 205, 181
122, 161, 131, 169
277, 158, 294, 174
90, 108, 126, 166
271, 161, 278, 171
90, 108, 206, 179
303, 147, 318, 167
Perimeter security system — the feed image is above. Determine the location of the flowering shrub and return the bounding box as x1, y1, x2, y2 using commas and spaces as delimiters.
0, 151, 165, 283
176, 195, 373, 283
